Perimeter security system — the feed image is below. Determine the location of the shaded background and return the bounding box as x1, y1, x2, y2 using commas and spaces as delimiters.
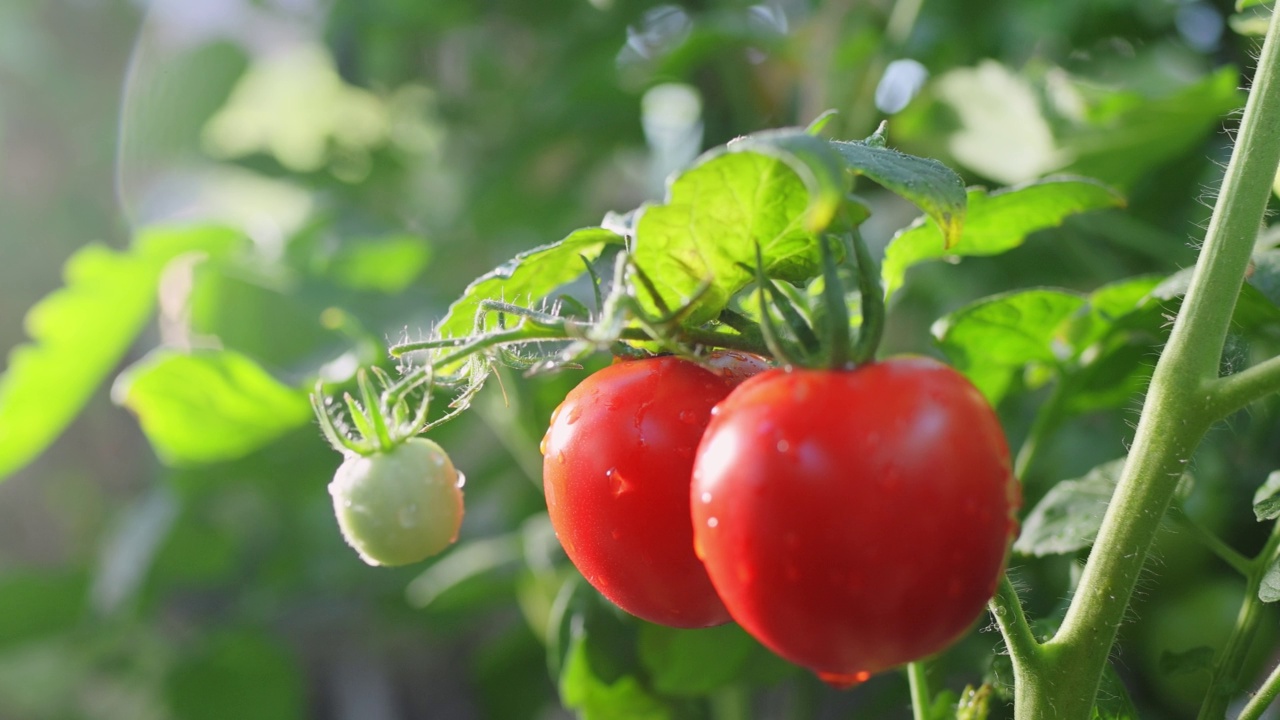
0, 0, 1276, 717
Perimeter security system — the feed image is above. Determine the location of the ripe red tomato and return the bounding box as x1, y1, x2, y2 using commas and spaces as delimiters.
541, 353, 766, 628
691, 357, 1019, 683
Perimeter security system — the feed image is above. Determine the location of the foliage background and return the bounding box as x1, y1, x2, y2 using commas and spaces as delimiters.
0, 0, 1275, 718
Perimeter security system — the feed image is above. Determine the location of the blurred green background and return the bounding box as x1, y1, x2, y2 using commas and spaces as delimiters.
1, 0, 1277, 718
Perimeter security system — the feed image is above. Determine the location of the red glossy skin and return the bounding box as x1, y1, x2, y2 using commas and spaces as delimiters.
691, 357, 1020, 682
542, 353, 766, 628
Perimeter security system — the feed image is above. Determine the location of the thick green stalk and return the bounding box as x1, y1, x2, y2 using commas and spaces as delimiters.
907, 662, 930, 720
1014, 13, 1280, 719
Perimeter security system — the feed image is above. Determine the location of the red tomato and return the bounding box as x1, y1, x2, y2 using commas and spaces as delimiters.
691, 357, 1019, 683
541, 353, 765, 628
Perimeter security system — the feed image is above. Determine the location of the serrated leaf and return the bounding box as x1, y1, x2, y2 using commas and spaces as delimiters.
0, 225, 244, 482
1261, 557, 1280, 603
933, 289, 1087, 404
434, 226, 623, 339
633, 141, 846, 326
1253, 471, 1280, 521
112, 349, 311, 465
882, 178, 1124, 300
1016, 459, 1194, 557
727, 129, 851, 231
832, 140, 967, 247
637, 623, 755, 697
560, 635, 672, 720
323, 234, 432, 292
1158, 646, 1216, 676
1092, 662, 1139, 720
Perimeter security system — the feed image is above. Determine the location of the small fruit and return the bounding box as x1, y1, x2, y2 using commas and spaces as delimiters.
330, 437, 464, 567
691, 357, 1019, 683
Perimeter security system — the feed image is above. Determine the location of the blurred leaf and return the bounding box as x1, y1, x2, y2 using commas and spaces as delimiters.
1235, 0, 1270, 17
1151, 267, 1280, 330
1231, 11, 1271, 36
0, 225, 243, 481
405, 532, 522, 609
1158, 646, 1216, 676
633, 139, 847, 325
1261, 557, 1280, 602
1065, 68, 1243, 189
926, 689, 961, 720
956, 684, 992, 720
1016, 458, 1192, 556
0, 572, 86, 649
831, 138, 967, 246
112, 349, 311, 466
322, 233, 432, 292
1092, 662, 1139, 720
882, 178, 1124, 299
637, 623, 755, 697
435, 227, 623, 342
1063, 275, 1165, 352
1253, 471, 1280, 521
560, 634, 672, 720
933, 288, 1086, 404
167, 630, 305, 720
1059, 343, 1153, 416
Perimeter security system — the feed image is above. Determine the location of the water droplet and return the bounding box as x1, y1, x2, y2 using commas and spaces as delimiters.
706, 517, 719, 528
700, 492, 712, 504
557, 452, 566, 465
678, 409, 699, 425
567, 406, 584, 425
539, 431, 550, 456
607, 468, 633, 497
710, 406, 721, 417
398, 505, 418, 528
455, 472, 467, 489
776, 439, 790, 453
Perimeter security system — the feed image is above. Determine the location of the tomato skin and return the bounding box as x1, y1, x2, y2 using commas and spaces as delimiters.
691, 357, 1019, 679
329, 438, 464, 567
541, 354, 765, 628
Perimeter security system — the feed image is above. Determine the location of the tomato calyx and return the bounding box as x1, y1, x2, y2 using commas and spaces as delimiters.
750, 226, 886, 371
311, 366, 439, 457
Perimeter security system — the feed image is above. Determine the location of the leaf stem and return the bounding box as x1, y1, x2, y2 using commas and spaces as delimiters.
1030, 11, 1280, 718
907, 661, 930, 720
1168, 505, 1253, 577
990, 574, 1041, 672
1014, 379, 1067, 481
851, 231, 885, 365
1206, 353, 1280, 420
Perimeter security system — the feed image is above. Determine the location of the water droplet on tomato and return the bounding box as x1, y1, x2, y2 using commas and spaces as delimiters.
776, 439, 790, 453
607, 468, 633, 497
710, 406, 721, 417
706, 517, 719, 528
700, 492, 712, 504
398, 506, 418, 528
556, 452, 566, 465
678, 409, 699, 425
538, 433, 549, 456
566, 406, 584, 425
455, 472, 466, 489
817, 670, 871, 690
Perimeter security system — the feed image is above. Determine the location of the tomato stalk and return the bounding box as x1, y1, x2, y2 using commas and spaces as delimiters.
1001, 9, 1280, 718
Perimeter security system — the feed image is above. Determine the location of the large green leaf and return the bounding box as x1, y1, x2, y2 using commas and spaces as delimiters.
882, 178, 1124, 300
434, 227, 623, 342
321, 233, 432, 293
632, 146, 843, 325
112, 349, 311, 466
560, 632, 671, 720
0, 225, 243, 481
636, 623, 756, 697
933, 289, 1087, 404
832, 139, 967, 247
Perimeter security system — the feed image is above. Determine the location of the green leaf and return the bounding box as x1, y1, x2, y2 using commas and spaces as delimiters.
882, 178, 1124, 300
0, 572, 87, 649
322, 233, 432, 292
434, 227, 623, 342
0, 225, 243, 482
112, 349, 311, 466
561, 634, 673, 720
1016, 458, 1193, 556
956, 685, 994, 720
1253, 471, 1280, 521
831, 139, 967, 247
1062, 275, 1166, 353
926, 689, 961, 720
1237, 0, 1270, 13
1092, 662, 1139, 720
933, 289, 1087, 404
1261, 557, 1280, 603
726, 129, 852, 232
1158, 646, 1216, 676
637, 623, 756, 697
1151, 267, 1280, 330
633, 141, 846, 325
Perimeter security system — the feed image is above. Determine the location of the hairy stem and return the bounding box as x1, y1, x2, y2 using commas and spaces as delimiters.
1019, 12, 1280, 718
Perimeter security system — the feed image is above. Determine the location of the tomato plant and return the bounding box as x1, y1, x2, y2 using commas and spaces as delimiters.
541, 353, 764, 628
691, 358, 1019, 683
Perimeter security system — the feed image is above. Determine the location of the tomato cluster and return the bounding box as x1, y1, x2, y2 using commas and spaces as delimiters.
541, 353, 1019, 682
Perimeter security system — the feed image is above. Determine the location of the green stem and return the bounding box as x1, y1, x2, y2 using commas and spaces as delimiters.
1168, 505, 1253, 577
989, 574, 1042, 673
1206, 353, 1280, 420
1198, 525, 1280, 719
1239, 652, 1280, 720
907, 662, 930, 720
1024, 13, 1280, 719
851, 231, 885, 365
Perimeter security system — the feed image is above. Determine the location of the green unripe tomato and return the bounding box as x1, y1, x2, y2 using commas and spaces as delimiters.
329, 438, 465, 567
